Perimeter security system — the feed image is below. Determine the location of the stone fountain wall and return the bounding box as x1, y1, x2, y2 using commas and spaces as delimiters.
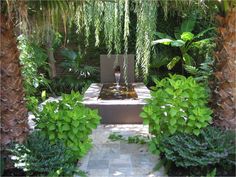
100, 54, 135, 83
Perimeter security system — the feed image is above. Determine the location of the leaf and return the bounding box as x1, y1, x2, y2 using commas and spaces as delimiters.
167, 56, 181, 70
171, 40, 185, 47
180, 17, 196, 33
183, 53, 193, 65
193, 129, 200, 136
194, 27, 216, 39
170, 109, 177, 117
62, 124, 70, 131
49, 124, 56, 131
181, 32, 194, 41
152, 39, 173, 45
143, 119, 149, 125
170, 118, 177, 126
184, 65, 198, 75
140, 112, 148, 118
155, 32, 173, 39
169, 126, 177, 134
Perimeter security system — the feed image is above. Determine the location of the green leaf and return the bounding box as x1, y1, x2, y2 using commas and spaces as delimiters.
194, 27, 215, 39
62, 124, 70, 131
169, 126, 177, 134
193, 129, 200, 136
155, 32, 173, 39
140, 112, 148, 118
189, 115, 195, 120
170, 118, 177, 126
171, 40, 185, 47
48, 124, 56, 131
143, 119, 149, 125
167, 56, 181, 70
180, 17, 196, 33
170, 109, 177, 117
49, 133, 55, 140
181, 32, 194, 41
183, 53, 193, 65
152, 39, 173, 45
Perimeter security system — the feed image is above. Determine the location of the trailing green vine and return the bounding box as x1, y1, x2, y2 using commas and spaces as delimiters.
135, 0, 157, 81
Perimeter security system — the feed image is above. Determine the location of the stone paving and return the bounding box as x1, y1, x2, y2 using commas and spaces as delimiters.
76, 124, 165, 177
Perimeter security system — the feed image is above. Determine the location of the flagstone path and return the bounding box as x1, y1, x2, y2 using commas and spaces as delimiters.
76, 124, 165, 177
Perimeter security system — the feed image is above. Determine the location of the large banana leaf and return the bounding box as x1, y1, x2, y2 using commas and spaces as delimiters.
194, 27, 216, 39
180, 17, 196, 33
171, 40, 185, 47
152, 39, 173, 45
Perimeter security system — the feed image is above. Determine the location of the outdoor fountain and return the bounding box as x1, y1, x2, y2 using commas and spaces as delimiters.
83, 54, 150, 124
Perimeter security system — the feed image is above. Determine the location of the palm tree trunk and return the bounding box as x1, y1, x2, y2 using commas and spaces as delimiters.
0, 15, 29, 148
213, 8, 236, 129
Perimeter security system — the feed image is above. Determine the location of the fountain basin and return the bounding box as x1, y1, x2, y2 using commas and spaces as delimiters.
83, 83, 151, 124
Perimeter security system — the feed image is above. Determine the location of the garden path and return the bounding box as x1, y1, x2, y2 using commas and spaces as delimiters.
76, 124, 165, 177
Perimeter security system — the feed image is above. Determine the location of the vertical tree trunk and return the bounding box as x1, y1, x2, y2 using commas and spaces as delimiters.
0, 15, 29, 148
46, 35, 57, 79
213, 8, 236, 129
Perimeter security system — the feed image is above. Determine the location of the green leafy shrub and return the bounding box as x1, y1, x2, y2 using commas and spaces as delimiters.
161, 126, 236, 176
9, 131, 76, 176
18, 35, 50, 97
34, 91, 100, 160
26, 96, 39, 112
140, 74, 212, 153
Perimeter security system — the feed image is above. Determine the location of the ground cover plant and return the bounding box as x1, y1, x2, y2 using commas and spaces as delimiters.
9, 131, 77, 177
34, 91, 101, 160
160, 126, 236, 176
140, 74, 212, 153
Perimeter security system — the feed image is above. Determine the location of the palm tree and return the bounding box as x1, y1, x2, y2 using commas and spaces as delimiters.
1, 4, 29, 148
213, 7, 236, 129
0, 2, 75, 169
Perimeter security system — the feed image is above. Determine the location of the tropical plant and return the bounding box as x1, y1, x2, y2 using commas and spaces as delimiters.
152, 17, 215, 71
18, 35, 50, 97
34, 91, 100, 160
213, 8, 236, 129
54, 48, 98, 93
9, 131, 77, 176
161, 126, 236, 176
140, 74, 212, 154
60, 48, 98, 79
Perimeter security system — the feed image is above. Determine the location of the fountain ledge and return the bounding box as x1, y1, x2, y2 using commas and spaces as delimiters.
83, 83, 151, 124
83, 83, 151, 105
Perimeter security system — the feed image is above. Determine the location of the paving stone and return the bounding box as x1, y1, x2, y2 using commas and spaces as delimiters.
77, 125, 165, 177
87, 160, 109, 169
88, 169, 109, 177
109, 167, 135, 176
120, 143, 143, 154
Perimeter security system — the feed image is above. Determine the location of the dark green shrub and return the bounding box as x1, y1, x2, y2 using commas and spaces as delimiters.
52, 48, 98, 94
9, 131, 76, 176
34, 91, 100, 160
140, 74, 212, 153
161, 126, 236, 175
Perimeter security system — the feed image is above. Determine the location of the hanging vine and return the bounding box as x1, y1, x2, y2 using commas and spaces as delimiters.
135, 0, 157, 80
123, 0, 130, 84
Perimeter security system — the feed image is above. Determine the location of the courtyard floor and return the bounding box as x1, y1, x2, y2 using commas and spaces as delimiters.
76, 124, 165, 177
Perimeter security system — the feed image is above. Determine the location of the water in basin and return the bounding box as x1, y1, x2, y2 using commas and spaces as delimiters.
98, 83, 138, 100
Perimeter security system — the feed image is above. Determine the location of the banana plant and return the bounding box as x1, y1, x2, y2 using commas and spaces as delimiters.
152, 17, 215, 70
